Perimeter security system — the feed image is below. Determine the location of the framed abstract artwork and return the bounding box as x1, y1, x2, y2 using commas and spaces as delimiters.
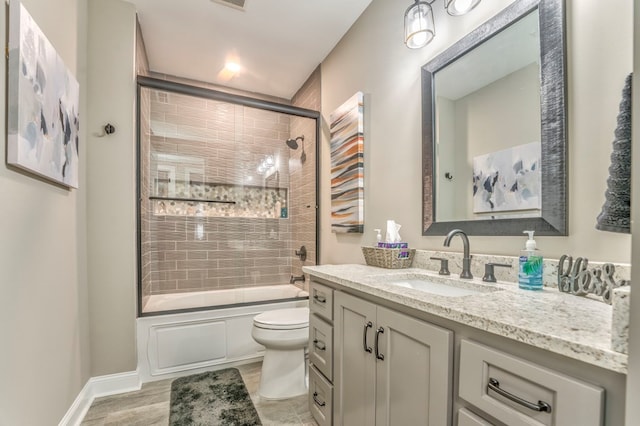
472, 142, 541, 214
329, 92, 364, 233
7, 0, 80, 188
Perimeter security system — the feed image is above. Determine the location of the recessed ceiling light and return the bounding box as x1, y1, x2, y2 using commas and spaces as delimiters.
225, 62, 241, 73
217, 60, 241, 82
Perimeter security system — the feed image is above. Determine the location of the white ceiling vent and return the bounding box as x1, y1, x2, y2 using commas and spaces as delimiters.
211, 0, 246, 11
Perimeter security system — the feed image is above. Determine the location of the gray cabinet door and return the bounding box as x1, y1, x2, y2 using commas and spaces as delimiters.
334, 291, 377, 426
375, 306, 453, 426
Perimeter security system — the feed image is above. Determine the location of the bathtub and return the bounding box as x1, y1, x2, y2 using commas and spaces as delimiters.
143, 284, 309, 313
137, 284, 308, 382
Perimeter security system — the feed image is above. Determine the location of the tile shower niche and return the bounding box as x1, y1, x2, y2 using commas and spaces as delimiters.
151, 177, 289, 219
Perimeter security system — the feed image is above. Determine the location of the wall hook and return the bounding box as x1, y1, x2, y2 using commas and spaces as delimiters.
444, 172, 453, 181
97, 123, 116, 137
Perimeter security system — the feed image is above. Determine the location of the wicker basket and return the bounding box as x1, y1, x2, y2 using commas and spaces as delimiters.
361, 246, 416, 269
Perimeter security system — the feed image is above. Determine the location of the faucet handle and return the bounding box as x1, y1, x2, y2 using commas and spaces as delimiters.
430, 257, 450, 276
482, 263, 512, 283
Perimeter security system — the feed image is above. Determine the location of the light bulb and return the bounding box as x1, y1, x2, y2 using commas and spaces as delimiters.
224, 61, 241, 73
446, 0, 481, 16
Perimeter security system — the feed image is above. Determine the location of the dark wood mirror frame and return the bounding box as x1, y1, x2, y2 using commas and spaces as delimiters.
422, 0, 567, 236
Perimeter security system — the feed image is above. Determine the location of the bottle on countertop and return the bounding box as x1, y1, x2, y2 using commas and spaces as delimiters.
519, 230, 543, 290
374, 229, 382, 246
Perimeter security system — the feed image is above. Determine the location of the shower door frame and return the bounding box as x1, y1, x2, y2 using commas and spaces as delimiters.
135, 76, 321, 317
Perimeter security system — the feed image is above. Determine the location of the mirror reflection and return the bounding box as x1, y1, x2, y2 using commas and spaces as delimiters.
434, 10, 541, 222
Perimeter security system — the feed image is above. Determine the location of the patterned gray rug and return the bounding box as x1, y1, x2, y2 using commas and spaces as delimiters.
169, 368, 262, 425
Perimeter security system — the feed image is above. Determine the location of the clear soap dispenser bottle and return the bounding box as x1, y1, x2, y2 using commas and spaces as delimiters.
374, 229, 382, 246
519, 230, 543, 290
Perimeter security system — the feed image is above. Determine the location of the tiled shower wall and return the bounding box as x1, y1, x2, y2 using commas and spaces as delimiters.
290, 67, 321, 290
136, 27, 319, 305
141, 91, 298, 296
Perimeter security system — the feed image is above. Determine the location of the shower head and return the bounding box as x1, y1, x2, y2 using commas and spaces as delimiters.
285, 135, 304, 150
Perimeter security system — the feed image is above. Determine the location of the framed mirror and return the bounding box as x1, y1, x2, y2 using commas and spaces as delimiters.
422, 0, 566, 236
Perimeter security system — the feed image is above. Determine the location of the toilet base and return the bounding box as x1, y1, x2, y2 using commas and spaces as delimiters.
259, 347, 307, 400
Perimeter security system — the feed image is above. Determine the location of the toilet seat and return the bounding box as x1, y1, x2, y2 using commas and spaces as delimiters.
253, 307, 309, 330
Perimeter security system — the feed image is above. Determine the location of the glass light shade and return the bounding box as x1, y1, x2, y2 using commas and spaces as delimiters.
404, 1, 435, 49
445, 0, 481, 16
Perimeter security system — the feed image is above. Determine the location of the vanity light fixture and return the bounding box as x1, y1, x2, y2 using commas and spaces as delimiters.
404, 0, 482, 49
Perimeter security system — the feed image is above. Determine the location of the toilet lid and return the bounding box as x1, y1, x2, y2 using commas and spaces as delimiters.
253, 307, 310, 330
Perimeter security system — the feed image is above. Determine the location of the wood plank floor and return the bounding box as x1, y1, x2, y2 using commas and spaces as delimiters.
81, 362, 318, 425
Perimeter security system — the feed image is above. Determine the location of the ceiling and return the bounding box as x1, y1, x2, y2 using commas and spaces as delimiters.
127, 0, 373, 100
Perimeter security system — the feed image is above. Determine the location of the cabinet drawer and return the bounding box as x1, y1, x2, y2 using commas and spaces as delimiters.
459, 340, 604, 426
458, 408, 494, 426
310, 281, 334, 322
309, 313, 333, 381
309, 365, 333, 426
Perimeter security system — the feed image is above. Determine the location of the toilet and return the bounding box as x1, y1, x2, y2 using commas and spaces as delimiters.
251, 307, 310, 399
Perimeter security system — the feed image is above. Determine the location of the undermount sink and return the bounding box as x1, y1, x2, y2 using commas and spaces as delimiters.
382, 274, 501, 298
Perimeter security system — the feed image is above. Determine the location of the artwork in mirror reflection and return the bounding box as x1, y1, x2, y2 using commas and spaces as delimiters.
472, 142, 541, 215
434, 10, 540, 222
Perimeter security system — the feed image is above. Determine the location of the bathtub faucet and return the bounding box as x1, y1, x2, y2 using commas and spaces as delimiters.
290, 274, 306, 284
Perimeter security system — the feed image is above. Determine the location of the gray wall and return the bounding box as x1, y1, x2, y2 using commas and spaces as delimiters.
86, 0, 138, 376
0, 0, 90, 423
320, 0, 633, 263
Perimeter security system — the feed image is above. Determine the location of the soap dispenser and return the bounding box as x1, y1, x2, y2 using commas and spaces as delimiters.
374, 229, 382, 246
519, 230, 543, 290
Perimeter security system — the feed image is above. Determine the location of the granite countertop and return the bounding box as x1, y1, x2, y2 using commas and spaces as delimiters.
303, 264, 628, 374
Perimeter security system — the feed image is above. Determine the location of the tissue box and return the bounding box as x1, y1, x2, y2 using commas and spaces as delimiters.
377, 242, 409, 249
362, 246, 415, 269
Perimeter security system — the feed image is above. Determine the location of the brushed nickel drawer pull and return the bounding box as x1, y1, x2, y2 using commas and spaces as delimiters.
313, 339, 326, 351
375, 327, 385, 361
313, 294, 326, 303
363, 321, 373, 353
312, 391, 326, 407
488, 378, 552, 413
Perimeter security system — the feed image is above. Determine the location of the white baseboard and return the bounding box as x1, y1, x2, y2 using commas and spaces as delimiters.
58, 370, 141, 426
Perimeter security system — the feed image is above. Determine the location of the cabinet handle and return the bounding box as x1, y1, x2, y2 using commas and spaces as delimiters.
312, 391, 326, 407
313, 294, 326, 303
488, 378, 552, 413
363, 321, 373, 353
313, 339, 326, 351
375, 327, 385, 361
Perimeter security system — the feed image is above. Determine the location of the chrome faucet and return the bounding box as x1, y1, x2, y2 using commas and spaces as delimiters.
290, 274, 306, 284
443, 229, 473, 279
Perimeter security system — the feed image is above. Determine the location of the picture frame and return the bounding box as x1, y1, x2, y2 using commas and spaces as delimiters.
329, 92, 364, 233
7, 0, 80, 188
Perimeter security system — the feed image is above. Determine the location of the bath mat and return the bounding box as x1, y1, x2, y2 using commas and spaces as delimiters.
169, 368, 262, 426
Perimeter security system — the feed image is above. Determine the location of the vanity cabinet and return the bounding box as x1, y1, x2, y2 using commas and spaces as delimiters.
334, 291, 453, 426
458, 340, 604, 426
309, 281, 335, 426
305, 268, 626, 426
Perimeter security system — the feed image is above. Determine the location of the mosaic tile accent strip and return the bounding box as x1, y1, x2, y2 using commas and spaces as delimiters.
153, 179, 288, 219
